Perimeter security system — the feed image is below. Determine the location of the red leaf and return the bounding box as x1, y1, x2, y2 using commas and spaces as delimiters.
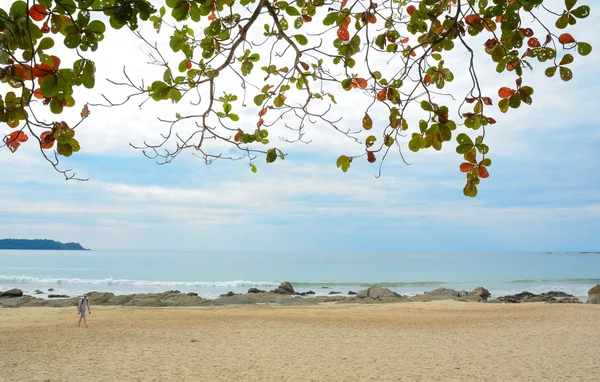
460, 163, 476, 173
485, 39, 498, 49
406, 5, 416, 16
478, 165, 490, 178
186, 60, 192, 70
367, 14, 376, 24
515, 77, 522, 88
424, 74, 431, 86
337, 28, 349, 41
498, 87, 514, 99
340, 0, 348, 9
256, 118, 264, 128
208, 12, 216, 21
10, 131, 29, 143
367, 151, 376, 163
258, 108, 267, 117
33, 56, 60, 78
522, 28, 534, 37
482, 97, 493, 106
400, 37, 409, 44
33, 88, 44, 99
487, 117, 497, 124
234, 130, 242, 143
558, 33, 576, 45
29, 4, 47, 22
465, 14, 480, 25
300, 61, 309, 71
527, 37, 540, 48
376, 88, 387, 102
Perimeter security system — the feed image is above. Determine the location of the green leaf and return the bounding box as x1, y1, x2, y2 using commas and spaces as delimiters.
559, 66, 573, 81
420, 100, 433, 111
559, 54, 574, 65
509, 94, 521, 108
49, 98, 63, 114
498, 98, 509, 113
285, 6, 300, 16
456, 133, 473, 146
336, 155, 350, 172
556, 14, 569, 29
545, 66, 557, 77
228, 113, 239, 121
81, 61, 95, 88
577, 42, 592, 56
223, 102, 232, 114
365, 135, 376, 148
254, 93, 267, 106
57, 142, 73, 157
571, 5, 590, 18
273, 94, 286, 107
565, 0, 577, 11
251, 165, 257, 173
266, 149, 278, 163
38, 37, 55, 51
294, 35, 308, 45
40, 75, 59, 98
480, 158, 492, 166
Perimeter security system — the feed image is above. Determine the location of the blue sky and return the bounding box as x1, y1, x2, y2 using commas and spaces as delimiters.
1, 2, 599, 252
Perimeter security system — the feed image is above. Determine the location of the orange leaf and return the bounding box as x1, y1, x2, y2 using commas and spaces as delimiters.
424, 74, 431, 86
337, 28, 349, 41
558, 33, 575, 44
256, 118, 264, 128
406, 5, 416, 16
367, 14, 376, 24
33, 55, 60, 78
40, 131, 55, 149
498, 87, 514, 99
400, 37, 409, 44
208, 12, 216, 21
10, 131, 29, 143
29, 4, 47, 22
234, 130, 242, 143
460, 163, 475, 173
258, 108, 268, 117
354, 78, 367, 89
340, 0, 348, 9
186, 60, 192, 70
376, 88, 387, 102
478, 165, 490, 178
465, 14, 480, 25
33, 88, 44, 99
13, 64, 33, 81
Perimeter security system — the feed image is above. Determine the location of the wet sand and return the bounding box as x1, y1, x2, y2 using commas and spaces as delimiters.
1, 301, 599, 381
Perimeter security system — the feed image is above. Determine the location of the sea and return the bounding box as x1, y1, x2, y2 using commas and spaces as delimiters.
0, 250, 599, 301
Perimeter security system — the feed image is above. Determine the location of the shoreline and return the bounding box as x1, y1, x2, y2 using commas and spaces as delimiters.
1, 301, 599, 381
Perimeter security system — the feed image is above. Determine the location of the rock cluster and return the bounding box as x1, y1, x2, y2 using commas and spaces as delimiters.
587, 285, 600, 304
493, 291, 581, 304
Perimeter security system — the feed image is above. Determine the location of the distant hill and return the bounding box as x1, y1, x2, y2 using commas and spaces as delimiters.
0, 239, 89, 250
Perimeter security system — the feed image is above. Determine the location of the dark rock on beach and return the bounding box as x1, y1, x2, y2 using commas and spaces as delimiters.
348, 291, 357, 295
47, 288, 54, 291
220, 291, 236, 298
0, 288, 24, 298
247, 288, 265, 294
34, 289, 43, 295
328, 291, 341, 295
48, 294, 70, 298
271, 281, 296, 295
495, 291, 580, 304
587, 285, 600, 304
187, 292, 198, 296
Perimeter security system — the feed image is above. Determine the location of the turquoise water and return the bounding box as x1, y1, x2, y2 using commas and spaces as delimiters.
0, 250, 598, 300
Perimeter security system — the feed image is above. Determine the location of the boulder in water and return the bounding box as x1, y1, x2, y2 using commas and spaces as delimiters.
48, 294, 70, 298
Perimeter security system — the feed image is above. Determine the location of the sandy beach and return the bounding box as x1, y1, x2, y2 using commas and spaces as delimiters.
1, 301, 599, 381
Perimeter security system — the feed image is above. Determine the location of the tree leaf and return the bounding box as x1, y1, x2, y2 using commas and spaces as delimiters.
362, 113, 372, 130
558, 33, 576, 44
559, 66, 573, 81
545, 66, 557, 77
294, 35, 308, 45
571, 5, 590, 18
577, 42, 592, 56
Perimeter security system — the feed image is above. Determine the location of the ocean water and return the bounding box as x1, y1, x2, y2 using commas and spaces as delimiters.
0, 250, 598, 301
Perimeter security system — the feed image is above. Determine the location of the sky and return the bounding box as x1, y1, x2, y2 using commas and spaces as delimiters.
1, 1, 599, 253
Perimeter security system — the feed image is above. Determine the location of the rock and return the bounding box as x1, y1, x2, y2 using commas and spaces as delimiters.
470, 286, 491, 301
305, 290, 315, 295
220, 291, 236, 298
348, 291, 357, 295
0, 288, 23, 298
247, 288, 265, 294
321, 287, 329, 289
357, 285, 402, 300
496, 291, 578, 304
47, 288, 54, 291
421, 287, 490, 302
34, 289, 43, 295
272, 281, 295, 295
187, 292, 198, 296
328, 291, 341, 295
0, 296, 39, 308
87, 292, 116, 304
48, 294, 70, 298
588, 284, 600, 304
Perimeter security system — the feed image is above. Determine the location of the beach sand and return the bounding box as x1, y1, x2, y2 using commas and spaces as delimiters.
1, 301, 599, 381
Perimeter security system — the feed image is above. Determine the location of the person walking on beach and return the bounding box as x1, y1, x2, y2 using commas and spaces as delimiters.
77, 293, 91, 327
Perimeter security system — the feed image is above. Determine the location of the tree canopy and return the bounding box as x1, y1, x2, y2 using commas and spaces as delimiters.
0, 0, 593, 196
